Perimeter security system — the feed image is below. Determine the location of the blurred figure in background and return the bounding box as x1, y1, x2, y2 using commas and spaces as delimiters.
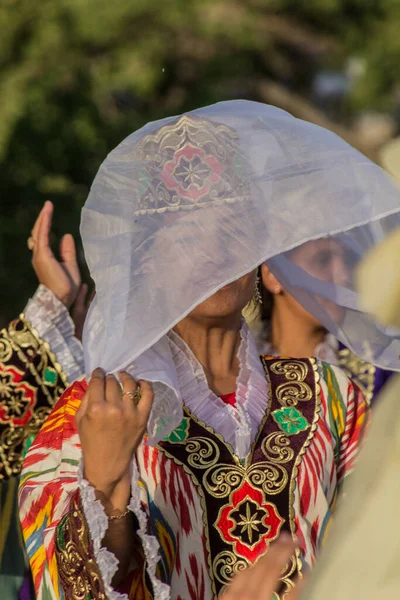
0, 201, 86, 599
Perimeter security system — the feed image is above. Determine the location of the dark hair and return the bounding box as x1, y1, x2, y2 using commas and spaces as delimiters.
260, 284, 275, 323
257, 265, 275, 324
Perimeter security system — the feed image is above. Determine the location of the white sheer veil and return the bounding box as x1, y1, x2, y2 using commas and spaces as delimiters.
81, 100, 400, 442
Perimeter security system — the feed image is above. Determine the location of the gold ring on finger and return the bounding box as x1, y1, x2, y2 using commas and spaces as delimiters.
27, 237, 35, 251
122, 387, 141, 405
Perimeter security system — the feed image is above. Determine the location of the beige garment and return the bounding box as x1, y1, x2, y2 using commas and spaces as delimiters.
357, 226, 400, 328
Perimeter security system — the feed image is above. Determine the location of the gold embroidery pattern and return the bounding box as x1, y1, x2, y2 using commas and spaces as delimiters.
55, 492, 107, 600
158, 357, 322, 599
270, 360, 309, 381
260, 358, 322, 594
337, 348, 375, 406
132, 114, 250, 215
213, 550, 247, 590
186, 437, 220, 469
270, 360, 313, 407
201, 442, 291, 500
285, 359, 322, 584
0, 315, 68, 480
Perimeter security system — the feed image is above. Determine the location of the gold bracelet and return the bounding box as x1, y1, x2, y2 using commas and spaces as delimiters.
108, 508, 130, 521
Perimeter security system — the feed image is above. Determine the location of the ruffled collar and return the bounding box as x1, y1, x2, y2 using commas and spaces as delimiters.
167, 322, 269, 459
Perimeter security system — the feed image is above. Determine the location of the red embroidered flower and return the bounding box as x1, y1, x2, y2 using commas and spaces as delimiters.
0, 365, 37, 427
215, 480, 284, 562
161, 146, 223, 203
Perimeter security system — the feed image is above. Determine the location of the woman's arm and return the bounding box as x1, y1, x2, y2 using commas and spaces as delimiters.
54, 477, 137, 595
19, 376, 153, 598
25, 199, 87, 380
94, 475, 136, 587
75, 370, 154, 586
0, 315, 69, 480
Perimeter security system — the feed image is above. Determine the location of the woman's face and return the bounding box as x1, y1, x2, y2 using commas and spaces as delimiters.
290, 238, 352, 287
288, 238, 352, 323
189, 270, 257, 321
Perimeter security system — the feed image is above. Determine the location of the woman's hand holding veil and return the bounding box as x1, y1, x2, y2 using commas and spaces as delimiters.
76, 368, 153, 507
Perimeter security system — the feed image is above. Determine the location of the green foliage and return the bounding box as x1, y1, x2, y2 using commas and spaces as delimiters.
0, 0, 399, 324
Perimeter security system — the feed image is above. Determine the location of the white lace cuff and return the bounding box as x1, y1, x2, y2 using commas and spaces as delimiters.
78, 462, 126, 600
24, 285, 84, 383
78, 459, 170, 600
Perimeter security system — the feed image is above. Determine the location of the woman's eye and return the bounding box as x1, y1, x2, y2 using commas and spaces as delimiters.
313, 251, 332, 269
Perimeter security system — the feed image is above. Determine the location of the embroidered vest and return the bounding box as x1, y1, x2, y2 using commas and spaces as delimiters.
158, 357, 321, 598
0, 315, 68, 480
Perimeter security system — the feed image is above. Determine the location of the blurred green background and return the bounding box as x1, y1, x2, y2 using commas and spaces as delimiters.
1, 0, 400, 325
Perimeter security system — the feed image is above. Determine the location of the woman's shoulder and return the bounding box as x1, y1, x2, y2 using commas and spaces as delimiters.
316, 359, 368, 429
318, 359, 352, 384
260, 354, 358, 396
260, 355, 348, 410
317, 359, 361, 398
261, 356, 365, 416
261, 355, 347, 384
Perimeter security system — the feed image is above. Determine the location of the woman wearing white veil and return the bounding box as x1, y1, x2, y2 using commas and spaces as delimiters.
19, 101, 400, 600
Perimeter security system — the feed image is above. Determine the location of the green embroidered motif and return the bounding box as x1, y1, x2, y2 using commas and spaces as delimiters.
57, 514, 68, 549
163, 417, 190, 443
22, 433, 36, 459
272, 407, 310, 435
43, 366, 57, 386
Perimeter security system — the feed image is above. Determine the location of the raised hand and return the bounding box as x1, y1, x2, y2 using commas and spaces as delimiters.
220, 534, 303, 600
76, 369, 153, 503
30, 201, 81, 308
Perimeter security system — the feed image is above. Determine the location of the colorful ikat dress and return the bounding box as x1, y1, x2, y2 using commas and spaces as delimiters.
19, 334, 368, 600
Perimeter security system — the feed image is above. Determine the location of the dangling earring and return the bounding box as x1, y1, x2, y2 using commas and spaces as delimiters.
254, 275, 263, 305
